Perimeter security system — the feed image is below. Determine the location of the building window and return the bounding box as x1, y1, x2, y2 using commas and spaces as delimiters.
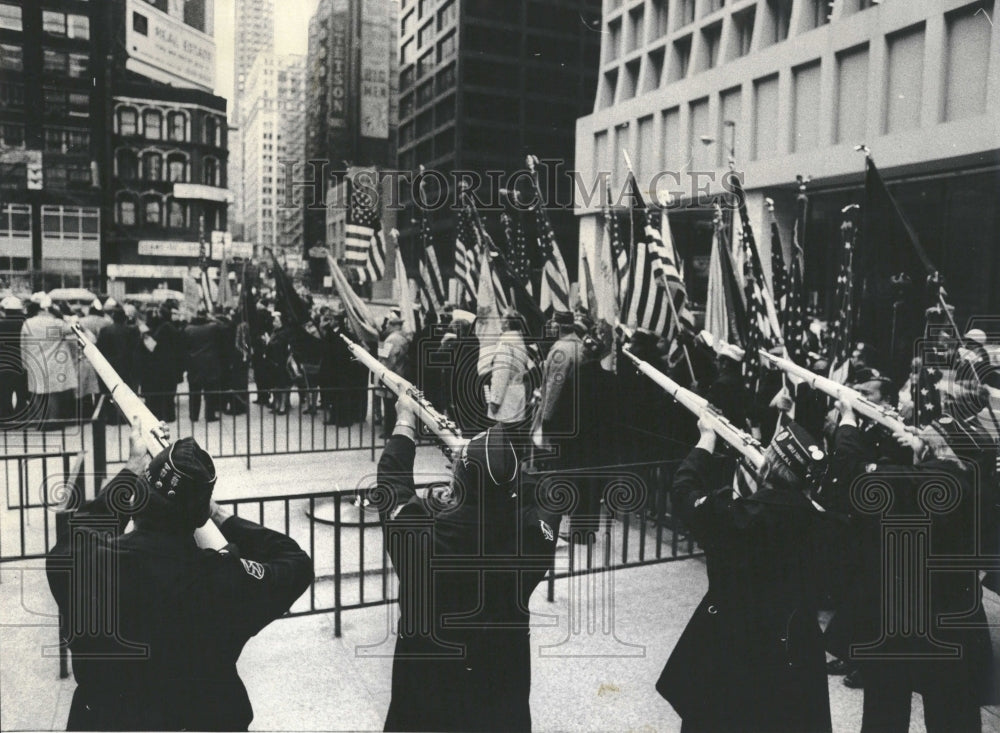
401, 66, 415, 91
437, 31, 456, 62
167, 153, 187, 182
43, 49, 68, 74
0, 43, 22, 71
168, 200, 187, 229
69, 92, 88, 117
437, 0, 455, 31
0, 204, 31, 239
116, 149, 138, 179
205, 116, 219, 146
417, 51, 433, 79
142, 151, 163, 180
143, 198, 162, 226
0, 81, 24, 108
168, 112, 187, 141
401, 38, 414, 65
118, 108, 138, 136
203, 157, 218, 186
418, 20, 434, 48
132, 11, 148, 35
42, 10, 67, 36
436, 64, 456, 93
44, 127, 89, 153
68, 53, 89, 79
118, 199, 137, 226
68, 14, 89, 40
0, 3, 22, 32
143, 110, 162, 140
678, 0, 695, 27
733, 7, 755, 59
41, 205, 99, 242
0, 123, 24, 149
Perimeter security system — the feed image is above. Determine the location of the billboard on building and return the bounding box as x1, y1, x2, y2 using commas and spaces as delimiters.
125, 0, 215, 92
360, 0, 390, 139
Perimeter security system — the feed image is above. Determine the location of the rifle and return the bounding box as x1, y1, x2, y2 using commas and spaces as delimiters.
339, 333, 467, 458
758, 349, 909, 433
71, 323, 227, 550
623, 344, 765, 471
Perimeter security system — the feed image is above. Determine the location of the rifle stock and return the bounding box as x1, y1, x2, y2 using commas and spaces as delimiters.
71, 324, 227, 549
622, 345, 765, 470
339, 333, 467, 457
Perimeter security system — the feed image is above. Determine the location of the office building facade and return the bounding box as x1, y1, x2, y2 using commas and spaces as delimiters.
394, 0, 602, 284
0, 0, 104, 292
574, 0, 1000, 320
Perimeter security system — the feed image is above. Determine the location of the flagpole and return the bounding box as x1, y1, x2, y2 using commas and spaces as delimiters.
623, 149, 697, 384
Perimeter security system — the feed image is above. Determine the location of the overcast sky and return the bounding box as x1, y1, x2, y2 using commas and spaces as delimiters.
214, 0, 319, 114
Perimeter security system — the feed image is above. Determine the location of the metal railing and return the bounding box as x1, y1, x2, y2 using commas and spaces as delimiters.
215, 458, 697, 637
98, 387, 388, 468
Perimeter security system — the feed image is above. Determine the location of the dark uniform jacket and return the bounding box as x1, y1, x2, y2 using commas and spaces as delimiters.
46, 469, 313, 731
832, 424, 995, 704
656, 448, 833, 732
139, 320, 184, 392
184, 318, 227, 385
96, 322, 140, 388
377, 435, 560, 732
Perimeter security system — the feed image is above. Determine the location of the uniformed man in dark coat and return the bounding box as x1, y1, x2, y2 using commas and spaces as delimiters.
138, 306, 184, 423
96, 306, 141, 424
833, 402, 995, 731
657, 415, 833, 733
184, 309, 227, 421
46, 424, 313, 731
376, 395, 560, 732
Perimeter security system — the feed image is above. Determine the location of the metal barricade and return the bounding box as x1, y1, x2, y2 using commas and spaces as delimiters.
99, 387, 388, 469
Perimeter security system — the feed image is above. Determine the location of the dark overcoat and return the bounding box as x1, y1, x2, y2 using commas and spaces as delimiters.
831, 424, 995, 706
377, 435, 560, 732
45, 469, 313, 731
656, 447, 833, 733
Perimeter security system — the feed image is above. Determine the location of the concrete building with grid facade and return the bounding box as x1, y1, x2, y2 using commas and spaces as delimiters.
574, 0, 1000, 320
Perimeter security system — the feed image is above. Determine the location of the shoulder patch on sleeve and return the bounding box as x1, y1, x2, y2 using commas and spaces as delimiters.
539, 519, 554, 542
240, 558, 265, 579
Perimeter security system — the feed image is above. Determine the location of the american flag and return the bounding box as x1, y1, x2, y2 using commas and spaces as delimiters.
345, 173, 380, 270
536, 205, 571, 313
621, 174, 686, 336
604, 184, 629, 305
732, 179, 781, 396
415, 205, 446, 322
784, 185, 810, 364
454, 204, 480, 307
503, 208, 533, 296
828, 211, 858, 382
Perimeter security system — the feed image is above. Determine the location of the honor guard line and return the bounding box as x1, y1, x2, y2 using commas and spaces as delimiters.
338, 332, 468, 459
70, 322, 229, 550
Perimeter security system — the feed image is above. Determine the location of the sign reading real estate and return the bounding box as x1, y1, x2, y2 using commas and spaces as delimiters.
125, 0, 215, 92
360, 0, 391, 139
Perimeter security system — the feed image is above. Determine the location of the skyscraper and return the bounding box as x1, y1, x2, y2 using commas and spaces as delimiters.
232, 0, 275, 125
243, 53, 306, 255
394, 0, 602, 281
